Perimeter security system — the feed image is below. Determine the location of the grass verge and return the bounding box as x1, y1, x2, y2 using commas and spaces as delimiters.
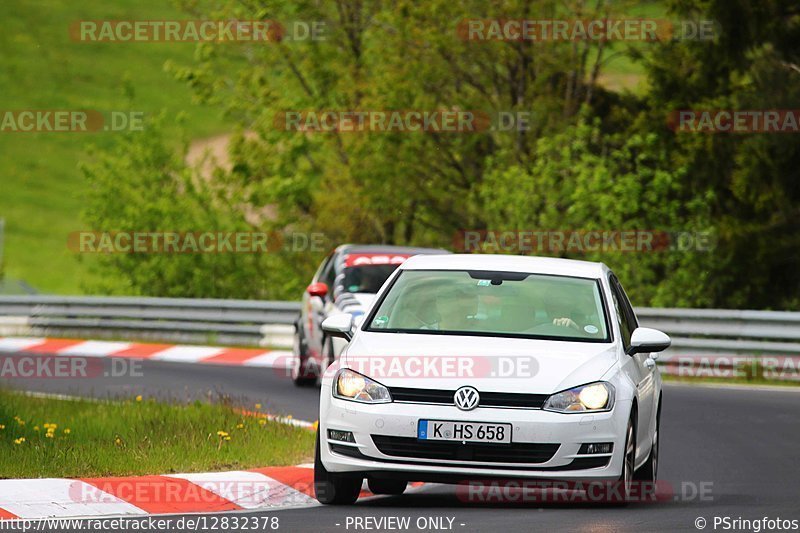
0, 0, 229, 294
0, 390, 315, 479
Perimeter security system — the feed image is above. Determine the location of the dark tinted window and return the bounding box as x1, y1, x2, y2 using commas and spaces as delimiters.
609, 274, 636, 348
339, 265, 399, 294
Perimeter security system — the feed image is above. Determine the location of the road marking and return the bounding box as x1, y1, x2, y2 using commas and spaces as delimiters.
0, 337, 46, 351
204, 348, 273, 365
0, 467, 328, 520
20, 338, 84, 354
80, 475, 240, 515
57, 341, 132, 357
0, 479, 146, 519
148, 345, 224, 363
242, 350, 292, 368
110, 343, 175, 359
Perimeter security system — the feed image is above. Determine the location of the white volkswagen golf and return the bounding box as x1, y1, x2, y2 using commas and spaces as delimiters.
315, 254, 670, 505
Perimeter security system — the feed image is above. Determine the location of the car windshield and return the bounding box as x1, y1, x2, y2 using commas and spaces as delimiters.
338, 265, 400, 294
365, 270, 610, 342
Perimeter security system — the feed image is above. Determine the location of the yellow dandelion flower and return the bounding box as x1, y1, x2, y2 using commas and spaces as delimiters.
236, 423, 244, 429
64, 429, 71, 435
216, 430, 228, 437
224, 436, 231, 441
135, 395, 143, 402
45, 433, 54, 439
255, 403, 262, 410
258, 419, 266, 426
14, 437, 26, 444
33, 426, 40, 431
0, 424, 5, 430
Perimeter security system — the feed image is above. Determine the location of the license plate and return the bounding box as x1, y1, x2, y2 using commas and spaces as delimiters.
418, 420, 512, 443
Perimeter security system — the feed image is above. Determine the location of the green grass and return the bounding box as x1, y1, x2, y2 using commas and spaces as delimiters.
0, 390, 315, 479
0, 0, 229, 294
593, 1, 668, 93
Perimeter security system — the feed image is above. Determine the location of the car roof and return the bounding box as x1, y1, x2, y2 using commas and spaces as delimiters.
336, 244, 450, 255
399, 254, 609, 278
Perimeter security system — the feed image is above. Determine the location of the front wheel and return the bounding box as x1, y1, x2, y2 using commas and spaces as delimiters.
314, 429, 362, 505
634, 403, 660, 495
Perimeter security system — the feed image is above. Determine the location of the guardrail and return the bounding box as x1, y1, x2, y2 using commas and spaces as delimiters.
0, 296, 797, 380
0, 296, 300, 348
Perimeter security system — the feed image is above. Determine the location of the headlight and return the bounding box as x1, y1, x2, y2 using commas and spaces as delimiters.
543, 382, 615, 413
333, 368, 391, 403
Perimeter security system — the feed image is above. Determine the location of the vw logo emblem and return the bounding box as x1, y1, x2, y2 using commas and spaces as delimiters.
454, 386, 480, 411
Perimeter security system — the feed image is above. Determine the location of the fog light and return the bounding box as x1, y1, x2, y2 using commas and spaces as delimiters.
327, 429, 356, 443
579, 442, 613, 454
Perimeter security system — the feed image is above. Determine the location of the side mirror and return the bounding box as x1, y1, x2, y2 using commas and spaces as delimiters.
321, 313, 353, 342
627, 327, 671, 356
306, 282, 328, 299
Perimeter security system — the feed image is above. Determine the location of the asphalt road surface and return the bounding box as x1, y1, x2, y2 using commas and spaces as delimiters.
2, 357, 799, 532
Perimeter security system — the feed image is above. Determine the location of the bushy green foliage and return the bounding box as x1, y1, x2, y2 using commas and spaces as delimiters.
80, 117, 318, 299
479, 114, 717, 307
82, 0, 800, 308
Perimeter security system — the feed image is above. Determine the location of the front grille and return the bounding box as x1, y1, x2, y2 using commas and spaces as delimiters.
371, 435, 559, 464
389, 387, 548, 409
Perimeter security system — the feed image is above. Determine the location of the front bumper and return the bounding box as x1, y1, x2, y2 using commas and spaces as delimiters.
320, 390, 631, 483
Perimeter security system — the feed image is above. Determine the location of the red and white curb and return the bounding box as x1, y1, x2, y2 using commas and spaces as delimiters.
0, 337, 291, 369
0, 465, 320, 519
0, 466, 426, 520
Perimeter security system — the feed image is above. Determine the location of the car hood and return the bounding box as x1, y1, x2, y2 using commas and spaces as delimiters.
341, 331, 619, 395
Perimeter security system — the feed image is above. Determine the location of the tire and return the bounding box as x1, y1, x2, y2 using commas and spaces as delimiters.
619, 413, 637, 503
367, 478, 407, 496
291, 326, 317, 387
314, 429, 362, 505
634, 401, 661, 496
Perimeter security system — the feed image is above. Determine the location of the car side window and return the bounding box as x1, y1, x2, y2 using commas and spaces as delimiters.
609, 275, 634, 348
614, 277, 639, 330
314, 254, 333, 283
320, 255, 337, 301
